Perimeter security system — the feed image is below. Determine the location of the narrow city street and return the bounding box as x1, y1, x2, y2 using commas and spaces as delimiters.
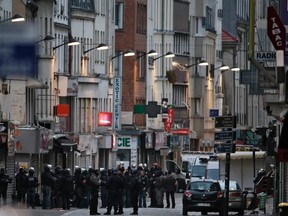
0, 193, 274, 216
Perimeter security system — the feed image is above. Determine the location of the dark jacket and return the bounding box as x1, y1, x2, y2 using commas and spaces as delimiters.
106, 173, 123, 193
60, 173, 74, 194
130, 175, 141, 194
0, 173, 12, 190
16, 172, 28, 192
41, 170, 55, 187
164, 174, 176, 193
27, 175, 39, 188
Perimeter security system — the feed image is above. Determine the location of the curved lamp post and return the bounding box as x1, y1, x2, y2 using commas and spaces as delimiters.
0, 14, 25, 24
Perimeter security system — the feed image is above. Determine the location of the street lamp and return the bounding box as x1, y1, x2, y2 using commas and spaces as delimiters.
152, 51, 175, 62
35, 35, 55, 44
186, 60, 209, 68
53, 38, 80, 51
111, 50, 135, 60
137, 49, 158, 59
0, 14, 25, 24
83, 43, 109, 54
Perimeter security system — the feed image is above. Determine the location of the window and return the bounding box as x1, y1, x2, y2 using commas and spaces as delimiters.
137, 3, 147, 34
137, 52, 146, 81
174, 33, 189, 55
173, 85, 188, 107
115, 2, 124, 29
205, 6, 215, 32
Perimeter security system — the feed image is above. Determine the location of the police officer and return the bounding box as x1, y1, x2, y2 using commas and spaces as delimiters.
41, 164, 55, 209
27, 167, 39, 209
15, 167, 28, 207
104, 169, 123, 215
88, 168, 101, 215
0, 168, 12, 205
130, 170, 141, 215
60, 168, 74, 210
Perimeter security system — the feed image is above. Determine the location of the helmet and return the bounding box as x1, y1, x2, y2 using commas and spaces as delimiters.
63, 168, 71, 176
55, 166, 62, 173
29, 167, 35, 175
44, 164, 51, 172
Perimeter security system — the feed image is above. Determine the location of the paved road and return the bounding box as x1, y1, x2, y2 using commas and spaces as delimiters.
0, 193, 274, 216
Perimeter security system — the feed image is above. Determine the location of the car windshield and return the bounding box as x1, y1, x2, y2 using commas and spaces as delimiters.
182, 161, 193, 173
219, 181, 241, 191
207, 169, 219, 180
191, 165, 206, 177
189, 181, 220, 191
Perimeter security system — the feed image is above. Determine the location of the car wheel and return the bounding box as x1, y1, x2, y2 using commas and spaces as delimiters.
182, 206, 188, 215
201, 211, 207, 215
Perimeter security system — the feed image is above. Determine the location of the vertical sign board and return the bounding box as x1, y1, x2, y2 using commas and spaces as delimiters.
281, 0, 288, 64
267, 6, 286, 51
0, 24, 37, 78
113, 77, 122, 131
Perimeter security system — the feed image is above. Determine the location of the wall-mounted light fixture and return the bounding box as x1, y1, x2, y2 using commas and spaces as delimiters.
53, 38, 80, 51
35, 35, 55, 44
152, 51, 175, 62
186, 60, 209, 68
111, 50, 135, 60
0, 14, 25, 24
83, 43, 109, 54
137, 49, 158, 59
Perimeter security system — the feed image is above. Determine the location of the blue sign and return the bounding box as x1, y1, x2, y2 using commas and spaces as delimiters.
214, 131, 233, 140
209, 109, 219, 117
0, 24, 37, 78
214, 143, 235, 154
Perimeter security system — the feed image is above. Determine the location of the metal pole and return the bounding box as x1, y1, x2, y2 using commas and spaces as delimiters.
224, 152, 230, 216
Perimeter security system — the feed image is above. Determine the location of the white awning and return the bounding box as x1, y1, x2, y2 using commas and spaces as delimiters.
217, 151, 266, 160
26, 78, 48, 89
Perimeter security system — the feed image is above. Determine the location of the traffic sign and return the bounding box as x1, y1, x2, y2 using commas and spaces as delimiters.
214, 131, 233, 140
214, 143, 235, 153
215, 116, 236, 128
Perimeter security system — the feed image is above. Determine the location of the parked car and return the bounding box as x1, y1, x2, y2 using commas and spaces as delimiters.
182, 179, 224, 215
219, 180, 245, 215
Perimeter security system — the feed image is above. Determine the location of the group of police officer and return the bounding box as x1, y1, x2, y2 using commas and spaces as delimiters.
0, 162, 179, 216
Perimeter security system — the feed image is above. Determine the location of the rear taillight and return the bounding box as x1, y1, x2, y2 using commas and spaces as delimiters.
217, 191, 224, 198
230, 192, 242, 197
184, 190, 192, 198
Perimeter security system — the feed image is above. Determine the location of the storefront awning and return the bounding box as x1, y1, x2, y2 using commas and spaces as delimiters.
51, 134, 78, 153
26, 78, 49, 89
217, 151, 266, 160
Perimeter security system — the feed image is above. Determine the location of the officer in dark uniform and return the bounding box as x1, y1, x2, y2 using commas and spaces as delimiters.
104, 169, 124, 215
27, 167, 39, 209
88, 168, 101, 215
0, 168, 12, 205
130, 170, 141, 215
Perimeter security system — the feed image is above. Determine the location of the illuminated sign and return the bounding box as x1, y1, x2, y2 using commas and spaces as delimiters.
56, 104, 70, 117
98, 112, 112, 126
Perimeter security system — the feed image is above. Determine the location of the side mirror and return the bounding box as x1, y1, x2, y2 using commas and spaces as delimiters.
185, 172, 190, 179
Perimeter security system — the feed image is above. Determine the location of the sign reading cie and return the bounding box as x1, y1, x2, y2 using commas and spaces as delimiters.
118, 137, 131, 148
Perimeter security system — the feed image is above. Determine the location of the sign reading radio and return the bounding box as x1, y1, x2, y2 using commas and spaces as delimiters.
267, 6, 286, 50
113, 77, 122, 131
